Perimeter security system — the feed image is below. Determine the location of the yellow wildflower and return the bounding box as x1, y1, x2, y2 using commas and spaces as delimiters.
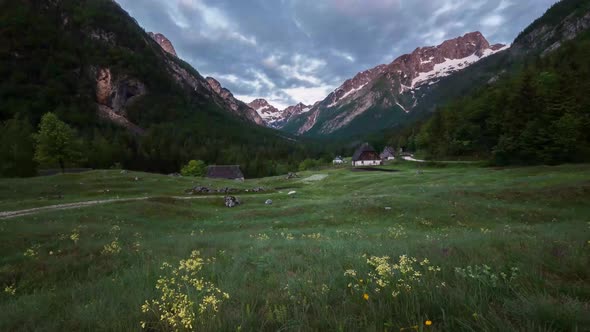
425, 320, 432, 326
363, 293, 369, 301
70, 231, 80, 244
4, 284, 16, 295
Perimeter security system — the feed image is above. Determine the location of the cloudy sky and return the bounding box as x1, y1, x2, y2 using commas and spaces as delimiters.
116, 0, 556, 109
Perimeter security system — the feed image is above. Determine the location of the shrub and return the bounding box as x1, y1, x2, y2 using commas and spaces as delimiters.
181, 160, 207, 177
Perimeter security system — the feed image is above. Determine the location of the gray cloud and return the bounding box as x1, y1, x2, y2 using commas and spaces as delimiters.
115, 0, 556, 109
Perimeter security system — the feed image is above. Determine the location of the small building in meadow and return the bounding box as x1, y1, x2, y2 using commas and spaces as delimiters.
206, 165, 245, 181
333, 156, 344, 165
380, 146, 396, 161
352, 143, 382, 167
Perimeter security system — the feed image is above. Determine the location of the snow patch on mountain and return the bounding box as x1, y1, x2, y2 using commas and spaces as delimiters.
411, 46, 508, 88
328, 82, 369, 108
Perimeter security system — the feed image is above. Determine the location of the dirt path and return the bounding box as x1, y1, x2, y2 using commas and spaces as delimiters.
0, 195, 230, 220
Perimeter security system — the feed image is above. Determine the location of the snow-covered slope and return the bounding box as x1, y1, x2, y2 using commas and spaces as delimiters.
411, 45, 510, 88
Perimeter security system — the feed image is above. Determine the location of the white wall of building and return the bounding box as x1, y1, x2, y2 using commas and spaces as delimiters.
353, 160, 382, 166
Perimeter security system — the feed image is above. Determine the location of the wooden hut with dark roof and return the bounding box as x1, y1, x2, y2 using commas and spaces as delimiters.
206, 165, 245, 181
352, 143, 382, 167
380, 146, 396, 161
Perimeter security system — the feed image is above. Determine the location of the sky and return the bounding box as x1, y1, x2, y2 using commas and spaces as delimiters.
115, 0, 557, 109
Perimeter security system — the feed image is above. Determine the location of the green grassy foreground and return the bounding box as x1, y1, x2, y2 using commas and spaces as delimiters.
1, 163, 589, 331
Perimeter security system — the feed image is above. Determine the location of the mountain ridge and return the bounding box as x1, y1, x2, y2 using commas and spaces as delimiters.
247, 99, 311, 128
283, 31, 507, 136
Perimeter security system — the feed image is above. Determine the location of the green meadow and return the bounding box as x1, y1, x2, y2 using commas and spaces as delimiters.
1, 163, 589, 331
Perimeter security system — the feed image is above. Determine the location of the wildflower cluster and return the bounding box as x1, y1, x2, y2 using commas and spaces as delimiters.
279, 232, 295, 240
141, 251, 229, 331
251, 233, 270, 241
302, 233, 322, 240
102, 225, 122, 255
101, 239, 122, 255
24, 244, 40, 258
345, 255, 441, 298
454, 265, 519, 287
387, 225, 407, 239
417, 217, 433, 227
4, 284, 16, 296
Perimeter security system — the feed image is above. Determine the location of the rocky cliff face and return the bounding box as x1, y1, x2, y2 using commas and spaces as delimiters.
90, 28, 265, 130
513, 10, 590, 56
148, 32, 177, 57
207, 77, 266, 126
95, 67, 146, 135
286, 32, 508, 136
144, 32, 265, 125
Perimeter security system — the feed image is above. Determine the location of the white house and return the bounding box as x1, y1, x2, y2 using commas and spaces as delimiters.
352, 143, 382, 167
333, 156, 344, 165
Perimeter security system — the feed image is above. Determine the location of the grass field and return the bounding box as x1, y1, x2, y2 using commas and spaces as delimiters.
1, 162, 589, 331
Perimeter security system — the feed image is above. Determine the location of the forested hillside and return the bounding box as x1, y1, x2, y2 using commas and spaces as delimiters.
388, 32, 590, 165
0, 0, 330, 178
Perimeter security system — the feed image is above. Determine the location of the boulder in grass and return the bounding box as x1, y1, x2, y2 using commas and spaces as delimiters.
265, 199, 273, 205
224, 196, 241, 208
288, 191, 297, 196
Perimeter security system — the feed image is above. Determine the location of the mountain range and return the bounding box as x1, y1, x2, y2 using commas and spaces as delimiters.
181, 31, 506, 133
240, 1, 590, 138
95, 1, 590, 139
1, 0, 589, 177
280, 32, 508, 136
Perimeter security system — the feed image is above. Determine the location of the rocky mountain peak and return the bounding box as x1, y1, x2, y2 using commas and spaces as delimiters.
385, 31, 506, 90
148, 32, 177, 57
247, 99, 281, 125
248, 99, 274, 110
244, 99, 311, 128
286, 31, 508, 135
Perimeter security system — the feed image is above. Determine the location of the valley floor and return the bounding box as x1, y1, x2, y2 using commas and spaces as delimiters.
0, 163, 589, 331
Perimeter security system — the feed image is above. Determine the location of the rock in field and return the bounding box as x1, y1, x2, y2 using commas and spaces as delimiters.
265, 199, 273, 205
224, 196, 241, 208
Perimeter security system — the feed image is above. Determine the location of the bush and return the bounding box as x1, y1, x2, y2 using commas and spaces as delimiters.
298, 158, 326, 171
181, 160, 206, 177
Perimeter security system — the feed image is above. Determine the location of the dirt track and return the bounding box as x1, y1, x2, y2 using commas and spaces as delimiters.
0, 195, 229, 220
